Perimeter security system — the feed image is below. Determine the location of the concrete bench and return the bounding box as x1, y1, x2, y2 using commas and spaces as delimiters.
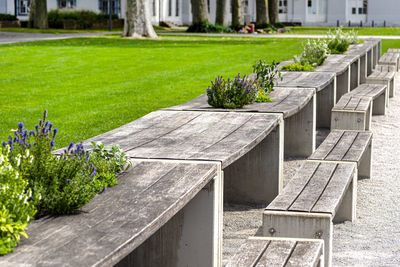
276, 71, 336, 128
347, 42, 374, 79
226, 237, 324, 267
331, 95, 372, 131
366, 65, 396, 99
308, 130, 373, 179
77, 110, 284, 205
346, 84, 387, 115
263, 161, 357, 267
0, 159, 223, 267
165, 87, 316, 157
315, 55, 351, 102
378, 53, 400, 72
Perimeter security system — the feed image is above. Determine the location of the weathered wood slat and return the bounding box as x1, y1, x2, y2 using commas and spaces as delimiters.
289, 162, 337, 213
379, 53, 399, 65
388, 48, 400, 53
315, 55, 350, 75
164, 87, 315, 118
286, 241, 324, 267
266, 161, 320, 211
256, 240, 296, 267
276, 71, 335, 91
1, 160, 218, 266
309, 130, 344, 160
325, 131, 358, 161
347, 84, 387, 100
312, 163, 355, 216
333, 95, 370, 111
225, 239, 269, 267
343, 132, 372, 162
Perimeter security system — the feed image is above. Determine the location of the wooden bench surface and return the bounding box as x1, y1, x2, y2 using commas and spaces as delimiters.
0, 160, 218, 267
276, 71, 335, 92
346, 43, 372, 56
67, 111, 282, 169
266, 161, 355, 216
379, 53, 399, 64
388, 48, 400, 54
309, 130, 372, 163
374, 64, 397, 73
346, 84, 387, 100
165, 87, 315, 118
332, 95, 370, 112
315, 55, 350, 75
226, 237, 323, 267
368, 69, 395, 80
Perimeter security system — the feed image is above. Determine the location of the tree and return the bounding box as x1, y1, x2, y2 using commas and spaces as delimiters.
231, 0, 242, 26
123, 0, 158, 38
190, 0, 210, 23
268, 0, 279, 23
215, 0, 228, 25
29, 0, 48, 29
256, 0, 268, 26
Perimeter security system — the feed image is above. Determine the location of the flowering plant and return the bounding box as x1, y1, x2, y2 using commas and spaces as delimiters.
296, 39, 330, 67
326, 27, 358, 54
253, 60, 281, 102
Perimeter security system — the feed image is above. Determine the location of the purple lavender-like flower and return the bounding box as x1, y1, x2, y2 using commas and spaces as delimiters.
100, 187, 107, 194
68, 142, 74, 151
2, 141, 6, 147
50, 140, 55, 150
53, 128, 58, 138
49, 123, 53, 131
66, 179, 71, 185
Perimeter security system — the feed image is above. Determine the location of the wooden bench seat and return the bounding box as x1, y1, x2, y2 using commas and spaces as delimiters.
366, 64, 396, 98
378, 53, 400, 72
263, 161, 357, 267
0, 159, 223, 267
331, 95, 372, 131
347, 42, 374, 78
346, 84, 387, 115
365, 39, 382, 67
226, 237, 324, 267
65, 110, 284, 205
276, 71, 336, 128
308, 130, 373, 179
165, 87, 316, 157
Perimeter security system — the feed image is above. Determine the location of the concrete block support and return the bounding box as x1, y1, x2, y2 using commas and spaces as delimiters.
224, 119, 284, 205
331, 106, 372, 131
284, 94, 316, 157
317, 78, 337, 128
350, 59, 360, 90
336, 69, 351, 101
117, 169, 223, 267
367, 50, 373, 76
358, 141, 372, 179
372, 92, 387, 115
359, 54, 367, 84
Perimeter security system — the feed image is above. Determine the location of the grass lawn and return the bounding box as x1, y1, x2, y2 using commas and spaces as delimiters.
1, 35, 305, 148
285, 26, 400, 36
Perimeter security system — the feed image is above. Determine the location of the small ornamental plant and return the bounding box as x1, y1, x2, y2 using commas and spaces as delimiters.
207, 74, 257, 109
326, 27, 359, 54
297, 39, 330, 67
281, 62, 315, 71
253, 60, 281, 102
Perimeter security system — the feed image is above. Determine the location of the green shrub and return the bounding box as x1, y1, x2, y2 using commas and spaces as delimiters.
47, 9, 118, 23
281, 62, 315, 71
207, 74, 257, 108
187, 21, 234, 33
0, 14, 17, 21
252, 60, 281, 102
297, 39, 330, 67
0, 147, 38, 255
326, 28, 359, 54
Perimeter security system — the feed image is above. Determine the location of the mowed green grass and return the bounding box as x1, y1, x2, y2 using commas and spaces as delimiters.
286, 26, 400, 36
0, 35, 304, 148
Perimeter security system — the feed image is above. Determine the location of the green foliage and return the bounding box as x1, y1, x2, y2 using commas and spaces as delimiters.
297, 39, 330, 67
254, 90, 272, 103
253, 60, 281, 93
207, 74, 257, 108
187, 21, 234, 33
47, 9, 118, 23
281, 62, 315, 71
326, 27, 359, 54
89, 142, 131, 174
0, 147, 38, 255
0, 14, 17, 21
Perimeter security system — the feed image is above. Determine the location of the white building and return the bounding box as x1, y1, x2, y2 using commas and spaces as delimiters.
1, 0, 400, 27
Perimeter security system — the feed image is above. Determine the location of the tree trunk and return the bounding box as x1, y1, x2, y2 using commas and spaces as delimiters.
190, 0, 210, 23
268, 0, 279, 23
256, 0, 268, 26
28, 0, 48, 29
123, 0, 157, 38
215, 0, 228, 25
231, 0, 242, 26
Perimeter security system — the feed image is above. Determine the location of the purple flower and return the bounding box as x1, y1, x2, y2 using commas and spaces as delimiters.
68, 142, 74, 151
100, 187, 107, 194
18, 122, 24, 129
2, 141, 6, 147
50, 140, 55, 149
66, 179, 71, 185
53, 128, 58, 138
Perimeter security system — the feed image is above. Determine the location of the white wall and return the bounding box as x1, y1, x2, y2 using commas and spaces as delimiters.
368, 0, 400, 26
327, 0, 346, 26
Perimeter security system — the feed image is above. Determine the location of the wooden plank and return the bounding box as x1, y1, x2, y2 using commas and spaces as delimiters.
289, 162, 338, 214
225, 239, 270, 267
343, 131, 373, 162
266, 161, 320, 211
388, 48, 400, 54
333, 95, 370, 111
276, 72, 335, 92
255, 240, 296, 267
315, 54, 350, 75
309, 130, 344, 160
379, 53, 399, 64
312, 163, 355, 216
1, 160, 218, 266
325, 131, 358, 161
286, 241, 323, 267
347, 84, 386, 100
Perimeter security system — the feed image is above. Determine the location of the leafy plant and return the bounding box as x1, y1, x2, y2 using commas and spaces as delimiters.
297, 39, 330, 67
0, 14, 18, 21
0, 147, 38, 255
187, 21, 234, 33
252, 60, 281, 102
47, 9, 118, 23
281, 62, 315, 71
207, 74, 257, 109
326, 27, 359, 54
88, 142, 131, 174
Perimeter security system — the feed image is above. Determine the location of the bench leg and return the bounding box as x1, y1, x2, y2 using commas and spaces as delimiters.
317, 79, 336, 128
263, 211, 333, 267
117, 174, 223, 267
224, 119, 284, 205
333, 167, 357, 222
366, 79, 390, 107
350, 60, 360, 90
360, 54, 367, 84
336, 69, 351, 101
284, 94, 316, 157
390, 77, 395, 98
331, 110, 370, 131
359, 140, 372, 179
367, 50, 373, 76
372, 91, 386, 115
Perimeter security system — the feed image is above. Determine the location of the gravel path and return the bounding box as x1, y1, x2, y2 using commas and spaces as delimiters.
223, 85, 400, 266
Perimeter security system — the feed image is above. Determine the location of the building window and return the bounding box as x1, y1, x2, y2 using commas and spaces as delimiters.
152, 0, 156, 16
352, 7, 356, 14
207, 0, 210, 13
168, 0, 172, 16
99, 0, 120, 16
279, 0, 288, 14
362, 0, 368, 14
57, 0, 76, 8
308, 0, 312, 7
16, 0, 30, 15
176, 0, 179, 16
